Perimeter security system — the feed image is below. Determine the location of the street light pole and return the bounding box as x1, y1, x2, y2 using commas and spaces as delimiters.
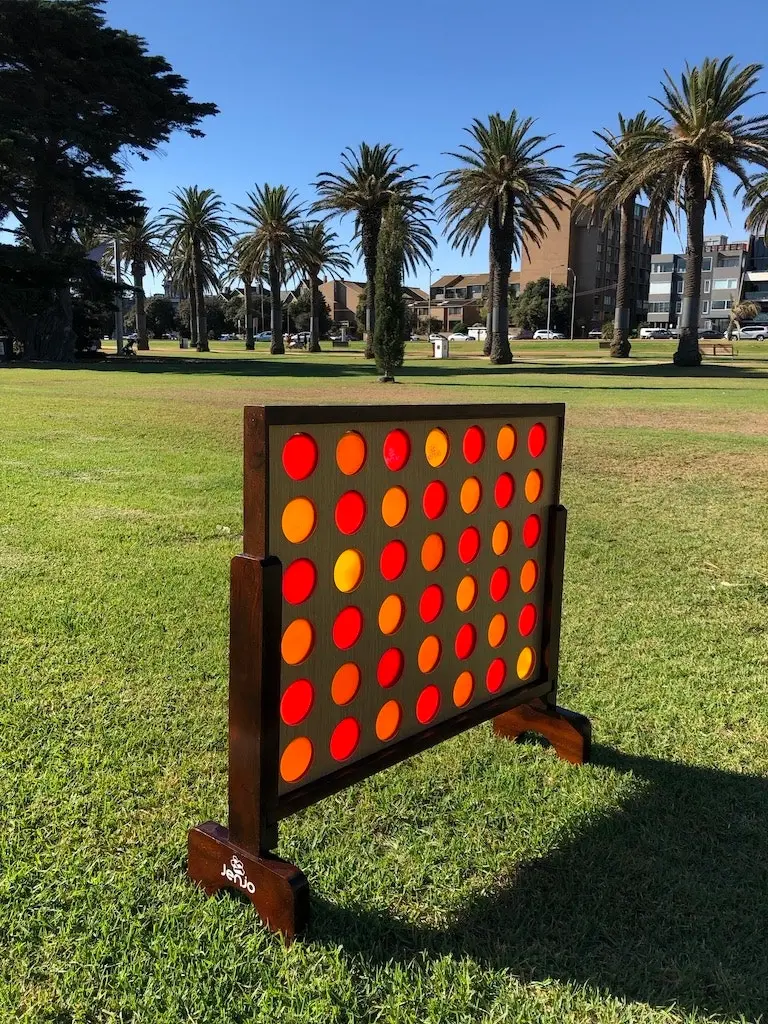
546, 270, 553, 335
567, 266, 577, 340
113, 237, 123, 356
427, 266, 439, 337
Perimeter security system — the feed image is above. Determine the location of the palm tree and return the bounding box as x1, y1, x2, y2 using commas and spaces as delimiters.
313, 143, 434, 357
573, 113, 666, 357
236, 185, 304, 354
120, 210, 166, 350
628, 57, 768, 367
295, 222, 352, 352
161, 187, 230, 352
726, 300, 759, 340
743, 173, 768, 238
225, 239, 268, 349
440, 112, 570, 364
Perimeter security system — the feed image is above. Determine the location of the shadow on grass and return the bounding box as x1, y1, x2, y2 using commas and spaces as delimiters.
312, 746, 768, 1020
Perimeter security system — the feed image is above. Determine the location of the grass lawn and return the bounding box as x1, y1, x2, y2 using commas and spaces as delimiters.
2, 349, 768, 1023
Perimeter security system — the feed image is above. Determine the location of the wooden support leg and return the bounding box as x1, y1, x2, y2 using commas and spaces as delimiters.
493, 698, 591, 764
187, 821, 309, 941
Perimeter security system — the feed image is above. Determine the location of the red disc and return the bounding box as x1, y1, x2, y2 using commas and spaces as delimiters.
380, 540, 407, 581
522, 514, 542, 548
282, 558, 317, 605
335, 491, 366, 535
383, 429, 411, 470
332, 606, 363, 650
458, 527, 481, 564
282, 433, 318, 481
330, 717, 360, 761
419, 584, 444, 624
486, 658, 507, 693
416, 684, 441, 724
528, 423, 547, 458
280, 678, 314, 726
377, 647, 404, 687
494, 473, 515, 508
462, 425, 485, 464
423, 480, 448, 520
455, 622, 477, 659
518, 603, 537, 637
490, 566, 510, 602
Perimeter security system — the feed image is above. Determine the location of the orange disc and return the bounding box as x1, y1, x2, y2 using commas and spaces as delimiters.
517, 646, 537, 680
456, 575, 478, 612
378, 594, 405, 635
421, 533, 445, 572
492, 520, 511, 556
525, 469, 543, 503
381, 486, 408, 527
281, 619, 314, 665
520, 559, 539, 593
453, 671, 474, 707
375, 699, 402, 741
488, 613, 508, 648
331, 662, 361, 705
425, 428, 450, 467
281, 497, 317, 544
417, 635, 441, 673
497, 424, 517, 460
460, 477, 482, 514
280, 736, 313, 783
336, 431, 366, 475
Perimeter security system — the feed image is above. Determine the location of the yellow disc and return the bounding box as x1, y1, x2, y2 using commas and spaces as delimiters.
456, 575, 478, 612
497, 425, 517, 460
453, 671, 474, 707
460, 477, 482, 514
525, 469, 543, 503
488, 613, 508, 648
381, 486, 408, 527
492, 520, 511, 556
281, 497, 317, 544
425, 428, 450, 467
378, 594, 405, 635
517, 646, 536, 680
334, 549, 364, 593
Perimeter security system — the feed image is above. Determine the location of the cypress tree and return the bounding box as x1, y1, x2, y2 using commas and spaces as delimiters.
372, 201, 406, 381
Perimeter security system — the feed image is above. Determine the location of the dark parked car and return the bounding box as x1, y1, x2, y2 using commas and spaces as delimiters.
699, 329, 724, 340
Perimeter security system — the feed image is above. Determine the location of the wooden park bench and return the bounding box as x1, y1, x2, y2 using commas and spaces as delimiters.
699, 341, 736, 358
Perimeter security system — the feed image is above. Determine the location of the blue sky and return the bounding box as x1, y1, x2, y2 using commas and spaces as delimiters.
105, 0, 768, 294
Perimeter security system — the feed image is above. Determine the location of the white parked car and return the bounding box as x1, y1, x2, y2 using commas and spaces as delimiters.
428, 334, 444, 342
533, 329, 565, 340
448, 332, 469, 341
735, 323, 768, 340
254, 331, 272, 340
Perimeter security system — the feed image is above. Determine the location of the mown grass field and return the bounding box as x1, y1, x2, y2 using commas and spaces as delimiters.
2, 349, 768, 1023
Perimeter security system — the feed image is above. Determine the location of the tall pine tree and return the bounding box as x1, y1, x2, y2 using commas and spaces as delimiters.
372, 201, 406, 381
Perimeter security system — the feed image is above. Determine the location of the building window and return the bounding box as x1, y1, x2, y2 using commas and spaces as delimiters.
711, 300, 732, 310
649, 281, 670, 295
702, 300, 709, 313
649, 302, 670, 313
701, 257, 712, 271
676, 281, 683, 294
447, 306, 462, 315
704, 279, 711, 293
676, 301, 682, 313
718, 256, 739, 268
713, 278, 738, 290
652, 262, 674, 274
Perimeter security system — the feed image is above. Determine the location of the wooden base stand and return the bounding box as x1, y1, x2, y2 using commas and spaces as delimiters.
493, 698, 591, 764
187, 821, 309, 940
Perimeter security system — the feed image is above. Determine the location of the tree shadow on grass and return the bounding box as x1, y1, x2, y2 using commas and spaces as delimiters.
312, 747, 768, 1020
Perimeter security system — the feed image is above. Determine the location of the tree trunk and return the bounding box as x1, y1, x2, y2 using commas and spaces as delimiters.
189, 285, 199, 349
244, 277, 254, 349
133, 261, 149, 350
612, 197, 634, 358
676, 166, 704, 367
361, 214, 380, 358
308, 274, 321, 352
269, 250, 284, 354
484, 237, 494, 356
0, 288, 76, 361
489, 224, 513, 365
192, 244, 208, 352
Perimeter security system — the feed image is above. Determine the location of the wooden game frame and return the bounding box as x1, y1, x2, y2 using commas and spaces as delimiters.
188, 405, 591, 939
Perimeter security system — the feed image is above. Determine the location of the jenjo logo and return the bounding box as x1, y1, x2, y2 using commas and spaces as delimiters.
220, 855, 255, 894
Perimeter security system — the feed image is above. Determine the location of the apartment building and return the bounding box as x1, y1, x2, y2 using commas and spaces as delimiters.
520, 194, 661, 333
407, 272, 521, 331
647, 235, 768, 332
319, 279, 428, 329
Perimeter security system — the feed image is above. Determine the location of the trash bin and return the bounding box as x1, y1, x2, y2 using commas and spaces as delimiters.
433, 336, 450, 359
